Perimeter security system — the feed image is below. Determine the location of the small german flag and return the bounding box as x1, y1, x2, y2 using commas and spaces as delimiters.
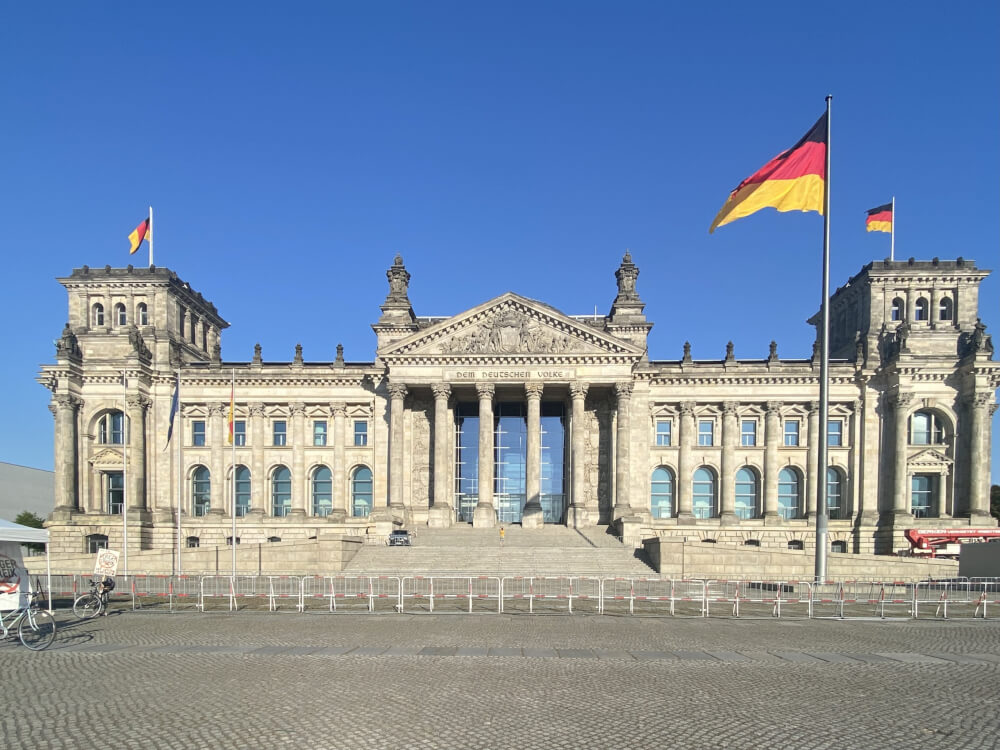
865, 203, 893, 233
709, 114, 827, 233
128, 216, 151, 254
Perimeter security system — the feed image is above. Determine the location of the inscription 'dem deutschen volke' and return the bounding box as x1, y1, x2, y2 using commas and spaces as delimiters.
449, 369, 574, 381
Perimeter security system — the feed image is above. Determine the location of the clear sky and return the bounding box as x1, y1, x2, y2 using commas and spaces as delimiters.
2, 2, 998, 482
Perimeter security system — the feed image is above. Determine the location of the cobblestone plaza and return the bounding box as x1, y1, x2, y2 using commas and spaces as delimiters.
5, 612, 999, 748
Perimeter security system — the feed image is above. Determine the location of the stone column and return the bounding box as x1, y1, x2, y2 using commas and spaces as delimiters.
208, 403, 225, 516
892, 392, 913, 515
568, 382, 590, 528
614, 382, 633, 518
720, 401, 738, 524
522, 383, 545, 529
806, 402, 819, 517
248, 403, 266, 518
764, 401, 781, 521
473, 383, 497, 528
126, 396, 150, 513
677, 401, 695, 521
428, 383, 454, 528
388, 383, 408, 518
331, 404, 347, 520
968, 393, 993, 519
51, 395, 80, 513
290, 403, 307, 516
930, 288, 941, 329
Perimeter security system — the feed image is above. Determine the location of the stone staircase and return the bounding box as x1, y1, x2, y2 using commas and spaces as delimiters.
343, 524, 656, 576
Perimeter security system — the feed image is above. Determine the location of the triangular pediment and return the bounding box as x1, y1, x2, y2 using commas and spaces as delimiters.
90, 447, 124, 468
380, 293, 644, 361
908, 448, 952, 468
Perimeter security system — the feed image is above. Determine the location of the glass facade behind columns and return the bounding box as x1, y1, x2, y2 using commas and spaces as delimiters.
454, 401, 566, 524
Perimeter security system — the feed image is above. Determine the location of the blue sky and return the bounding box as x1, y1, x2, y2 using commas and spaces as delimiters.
2, 2, 998, 482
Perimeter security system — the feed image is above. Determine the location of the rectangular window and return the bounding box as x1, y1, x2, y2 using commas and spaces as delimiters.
740, 419, 757, 447
313, 420, 327, 446
783, 420, 800, 447
273, 420, 287, 447
354, 420, 368, 446
655, 420, 672, 447
233, 420, 246, 447
828, 420, 843, 447
697, 420, 714, 447
192, 420, 206, 447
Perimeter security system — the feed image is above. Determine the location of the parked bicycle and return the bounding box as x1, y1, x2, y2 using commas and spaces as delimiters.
73, 576, 116, 619
0, 584, 57, 650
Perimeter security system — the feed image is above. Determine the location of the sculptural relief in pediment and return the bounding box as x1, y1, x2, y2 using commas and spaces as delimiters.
89, 447, 124, 467
444, 307, 604, 355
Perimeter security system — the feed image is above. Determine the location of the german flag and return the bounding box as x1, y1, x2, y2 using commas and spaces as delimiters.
128, 216, 150, 254
709, 114, 827, 233
865, 202, 893, 233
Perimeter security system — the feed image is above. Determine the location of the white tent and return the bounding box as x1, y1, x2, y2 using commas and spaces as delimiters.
0, 518, 51, 611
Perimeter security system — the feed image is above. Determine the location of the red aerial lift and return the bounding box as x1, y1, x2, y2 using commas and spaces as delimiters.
904, 528, 1000, 558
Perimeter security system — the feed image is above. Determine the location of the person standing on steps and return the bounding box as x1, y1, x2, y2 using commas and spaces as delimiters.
499, 525, 505, 546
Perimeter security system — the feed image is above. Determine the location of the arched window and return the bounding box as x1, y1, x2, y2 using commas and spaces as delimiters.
692, 467, 716, 519
911, 474, 935, 518
93, 303, 105, 327
272, 466, 291, 517
312, 466, 332, 517
650, 467, 674, 519
186, 536, 200, 548
192, 466, 211, 517
734, 467, 758, 519
830, 540, 847, 554
914, 297, 928, 321
137, 302, 149, 326
910, 410, 945, 445
234, 465, 251, 517
890, 297, 903, 321
351, 466, 373, 517
827, 468, 845, 520
778, 467, 802, 520
87, 534, 109, 554
98, 411, 125, 444
787, 540, 804, 550
114, 303, 127, 326
938, 297, 953, 321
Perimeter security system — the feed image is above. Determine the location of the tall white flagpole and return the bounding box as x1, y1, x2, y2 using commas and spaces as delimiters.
815, 95, 832, 582
231, 368, 237, 578
148, 206, 154, 268
122, 371, 129, 577
176, 370, 183, 576
890, 195, 895, 262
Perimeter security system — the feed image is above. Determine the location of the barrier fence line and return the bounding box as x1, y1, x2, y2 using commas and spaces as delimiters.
44, 574, 1000, 619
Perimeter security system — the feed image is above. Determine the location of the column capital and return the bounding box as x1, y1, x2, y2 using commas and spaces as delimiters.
248, 402, 266, 417
127, 395, 152, 412
679, 400, 695, 417
476, 382, 495, 400
54, 394, 82, 412
893, 391, 914, 410
388, 382, 409, 400
968, 392, 993, 410
569, 381, 589, 400
290, 402, 306, 417
807, 400, 820, 415
208, 403, 227, 417
723, 401, 739, 416
765, 400, 783, 417
614, 381, 633, 400
524, 382, 544, 400
431, 382, 452, 401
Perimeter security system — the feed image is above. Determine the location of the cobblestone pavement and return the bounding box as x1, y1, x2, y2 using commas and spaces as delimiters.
4, 610, 999, 749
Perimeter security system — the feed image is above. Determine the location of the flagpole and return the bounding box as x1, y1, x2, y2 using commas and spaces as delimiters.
815, 95, 832, 582
148, 206, 154, 268
231, 368, 237, 579
176, 370, 183, 576
889, 195, 895, 262
122, 371, 129, 577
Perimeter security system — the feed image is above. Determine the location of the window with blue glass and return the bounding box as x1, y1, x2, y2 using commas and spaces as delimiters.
910, 411, 944, 445
312, 465, 332, 516
234, 465, 251, 517
740, 420, 757, 447
826, 467, 844, 519
233, 420, 247, 446
655, 420, 672, 447
313, 420, 327, 447
352, 466, 373, 517
192, 465, 211, 516
734, 467, 758, 519
697, 420, 714, 447
354, 420, 368, 446
494, 403, 527, 525
99, 411, 125, 445
778, 467, 801, 519
271, 465, 291, 516
192, 420, 206, 447
650, 467, 674, 519
539, 403, 566, 524
783, 420, 800, 447
454, 403, 479, 523
106, 471, 124, 514
692, 467, 716, 519
827, 420, 843, 447
911, 474, 935, 518
273, 420, 287, 447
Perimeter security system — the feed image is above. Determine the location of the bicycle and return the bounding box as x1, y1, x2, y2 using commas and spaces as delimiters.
0, 586, 57, 650
73, 576, 116, 619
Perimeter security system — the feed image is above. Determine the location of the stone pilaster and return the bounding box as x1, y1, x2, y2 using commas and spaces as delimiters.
331, 404, 348, 521
806, 401, 819, 518
568, 382, 590, 528
473, 383, 497, 528
290, 402, 307, 517
613, 382, 633, 519
892, 392, 914, 516
720, 401, 738, 524
522, 383, 545, 529
968, 392, 993, 519
207, 403, 225, 516
763, 401, 781, 521
677, 401, 695, 521
388, 383, 408, 519
428, 383, 454, 528
126, 395, 150, 514
248, 403, 266, 518
51, 395, 81, 514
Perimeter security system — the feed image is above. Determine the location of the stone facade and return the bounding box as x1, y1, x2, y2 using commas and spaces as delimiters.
37, 255, 1000, 565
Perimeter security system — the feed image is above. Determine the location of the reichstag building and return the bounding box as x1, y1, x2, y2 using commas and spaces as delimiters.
38, 253, 998, 558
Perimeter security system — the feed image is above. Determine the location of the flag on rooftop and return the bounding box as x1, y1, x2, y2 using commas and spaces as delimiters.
865, 202, 893, 233
128, 216, 151, 254
709, 114, 827, 233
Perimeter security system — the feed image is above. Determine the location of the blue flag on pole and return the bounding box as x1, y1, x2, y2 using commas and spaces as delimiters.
165, 374, 179, 450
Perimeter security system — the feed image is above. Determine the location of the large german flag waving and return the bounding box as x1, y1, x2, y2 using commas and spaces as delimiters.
865, 202, 893, 233
709, 114, 827, 233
